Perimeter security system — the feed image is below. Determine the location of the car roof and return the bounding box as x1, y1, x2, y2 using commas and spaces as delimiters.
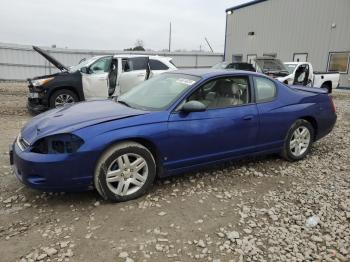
170, 68, 263, 79
113, 54, 171, 60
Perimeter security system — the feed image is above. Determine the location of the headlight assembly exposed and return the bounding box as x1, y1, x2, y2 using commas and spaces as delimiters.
32, 77, 54, 87
31, 134, 84, 154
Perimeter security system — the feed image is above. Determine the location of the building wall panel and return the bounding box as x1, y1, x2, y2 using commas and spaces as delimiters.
225, 0, 350, 87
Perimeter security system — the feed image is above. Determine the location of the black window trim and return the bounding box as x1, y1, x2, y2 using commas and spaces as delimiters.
292, 52, 308, 62
173, 74, 255, 112
327, 51, 350, 74
252, 75, 278, 104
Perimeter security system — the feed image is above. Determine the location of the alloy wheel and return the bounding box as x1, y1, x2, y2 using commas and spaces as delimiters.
55, 94, 75, 107
106, 153, 148, 196
289, 126, 311, 157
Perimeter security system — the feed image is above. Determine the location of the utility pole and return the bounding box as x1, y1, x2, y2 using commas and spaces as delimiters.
168, 22, 172, 52
204, 37, 214, 53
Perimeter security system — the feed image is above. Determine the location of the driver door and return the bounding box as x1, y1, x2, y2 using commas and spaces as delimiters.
117, 57, 150, 95
164, 75, 259, 170
82, 56, 112, 100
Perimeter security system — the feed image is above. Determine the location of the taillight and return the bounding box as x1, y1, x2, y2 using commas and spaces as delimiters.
329, 95, 336, 113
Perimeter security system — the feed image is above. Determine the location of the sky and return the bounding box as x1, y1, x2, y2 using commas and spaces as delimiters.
0, 0, 251, 52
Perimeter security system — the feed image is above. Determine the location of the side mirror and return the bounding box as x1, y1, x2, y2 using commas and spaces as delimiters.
80, 66, 90, 74
181, 101, 207, 113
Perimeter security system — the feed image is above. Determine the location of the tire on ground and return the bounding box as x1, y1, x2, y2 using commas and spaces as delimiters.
94, 141, 156, 202
281, 119, 314, 162
49, 89, 78, 109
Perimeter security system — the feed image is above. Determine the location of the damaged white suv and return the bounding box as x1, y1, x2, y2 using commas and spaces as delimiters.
27, 46, 177, 113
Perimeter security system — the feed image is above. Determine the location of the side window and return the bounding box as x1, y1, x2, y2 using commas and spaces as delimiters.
89, 57, 111, 74
150, 59, 169, 70
188, 77, 250, 109
254, 77, 276, 102
123, 57, 148, 72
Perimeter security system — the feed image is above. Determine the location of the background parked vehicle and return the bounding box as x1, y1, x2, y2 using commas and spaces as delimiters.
254, 57, 290, 77
279, 62, 340, 93
10, 70, 337, 202
212, 61, 256, 71
27, 46, 177, 113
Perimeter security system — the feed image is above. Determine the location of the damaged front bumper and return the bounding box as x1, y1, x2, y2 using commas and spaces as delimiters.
27, 80, 49, 114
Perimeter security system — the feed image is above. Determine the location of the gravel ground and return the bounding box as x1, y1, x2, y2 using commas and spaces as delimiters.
0, 83, 349, 262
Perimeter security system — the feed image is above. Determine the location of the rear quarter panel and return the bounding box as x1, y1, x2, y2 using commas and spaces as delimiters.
256, 82, 330, 149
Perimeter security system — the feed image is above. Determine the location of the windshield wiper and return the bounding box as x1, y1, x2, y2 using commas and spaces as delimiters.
117, 99, 132, 108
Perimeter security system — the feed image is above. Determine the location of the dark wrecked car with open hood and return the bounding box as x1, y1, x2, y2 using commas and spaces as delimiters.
27, 46, 176, 113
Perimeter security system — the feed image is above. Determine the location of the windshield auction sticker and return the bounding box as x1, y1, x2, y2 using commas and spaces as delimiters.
176, 78, 196, 86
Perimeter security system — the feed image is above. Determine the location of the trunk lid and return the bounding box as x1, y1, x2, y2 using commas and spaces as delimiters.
290, 85, 328, 94
33, 46, 68, 72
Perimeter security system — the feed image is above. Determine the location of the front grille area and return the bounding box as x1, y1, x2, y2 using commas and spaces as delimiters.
16, 135, 30, 151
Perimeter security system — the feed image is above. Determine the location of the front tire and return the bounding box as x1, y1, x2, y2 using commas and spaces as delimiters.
49, 89, 78, 109
281, 120, 314, 161
94, 142, 156, 202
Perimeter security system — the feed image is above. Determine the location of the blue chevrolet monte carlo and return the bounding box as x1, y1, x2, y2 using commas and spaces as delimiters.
10, 69, 337, 202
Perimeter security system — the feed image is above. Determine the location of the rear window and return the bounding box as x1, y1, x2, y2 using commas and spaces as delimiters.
150, 59, 169, 70
254, 77, 277, 102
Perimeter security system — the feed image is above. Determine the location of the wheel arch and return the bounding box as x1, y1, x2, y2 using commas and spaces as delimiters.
299, 116, 318, 141
99, 137, 163, 177
321, 81, 332, 93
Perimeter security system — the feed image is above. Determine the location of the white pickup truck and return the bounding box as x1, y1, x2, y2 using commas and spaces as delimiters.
277, 62, 340, 93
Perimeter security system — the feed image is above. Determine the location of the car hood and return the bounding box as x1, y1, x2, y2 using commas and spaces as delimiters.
21, 100, 148, 144
33, 46, 68, 72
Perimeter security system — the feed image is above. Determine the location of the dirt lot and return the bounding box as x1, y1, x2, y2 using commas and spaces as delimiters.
0, 83, 349, 262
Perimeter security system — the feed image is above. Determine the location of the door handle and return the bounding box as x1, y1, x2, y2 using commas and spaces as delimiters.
137, 73, 145, 77
243, 115, 253, 120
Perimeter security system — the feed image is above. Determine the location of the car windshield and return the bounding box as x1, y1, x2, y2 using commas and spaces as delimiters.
284, 63, 298, 74
255, 59, 288, 72
212, 62, 229, 69
68, 56, 103, 72
118, 73, 200, 111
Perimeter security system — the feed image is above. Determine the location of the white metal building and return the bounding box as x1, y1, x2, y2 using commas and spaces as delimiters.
224, 0, 350, 88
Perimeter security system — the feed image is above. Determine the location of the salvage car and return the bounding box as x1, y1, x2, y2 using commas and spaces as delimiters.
27, 46, 177, 113
10, 69, 337, 202
212, 61, 256, 71
254, 56, 290, 77
279, 62, 340, 93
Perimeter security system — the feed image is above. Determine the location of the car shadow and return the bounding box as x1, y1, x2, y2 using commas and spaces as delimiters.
17, 153, 284, 207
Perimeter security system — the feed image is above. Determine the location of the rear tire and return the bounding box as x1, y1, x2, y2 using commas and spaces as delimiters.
94, 142, 156, 202
281, 119, 314, 162
49, 89, 78, 109
321, 82, 332, 93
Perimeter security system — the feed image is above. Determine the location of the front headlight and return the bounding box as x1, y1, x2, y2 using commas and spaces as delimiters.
31, 134, 84, 154
32, 77, 54, 87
